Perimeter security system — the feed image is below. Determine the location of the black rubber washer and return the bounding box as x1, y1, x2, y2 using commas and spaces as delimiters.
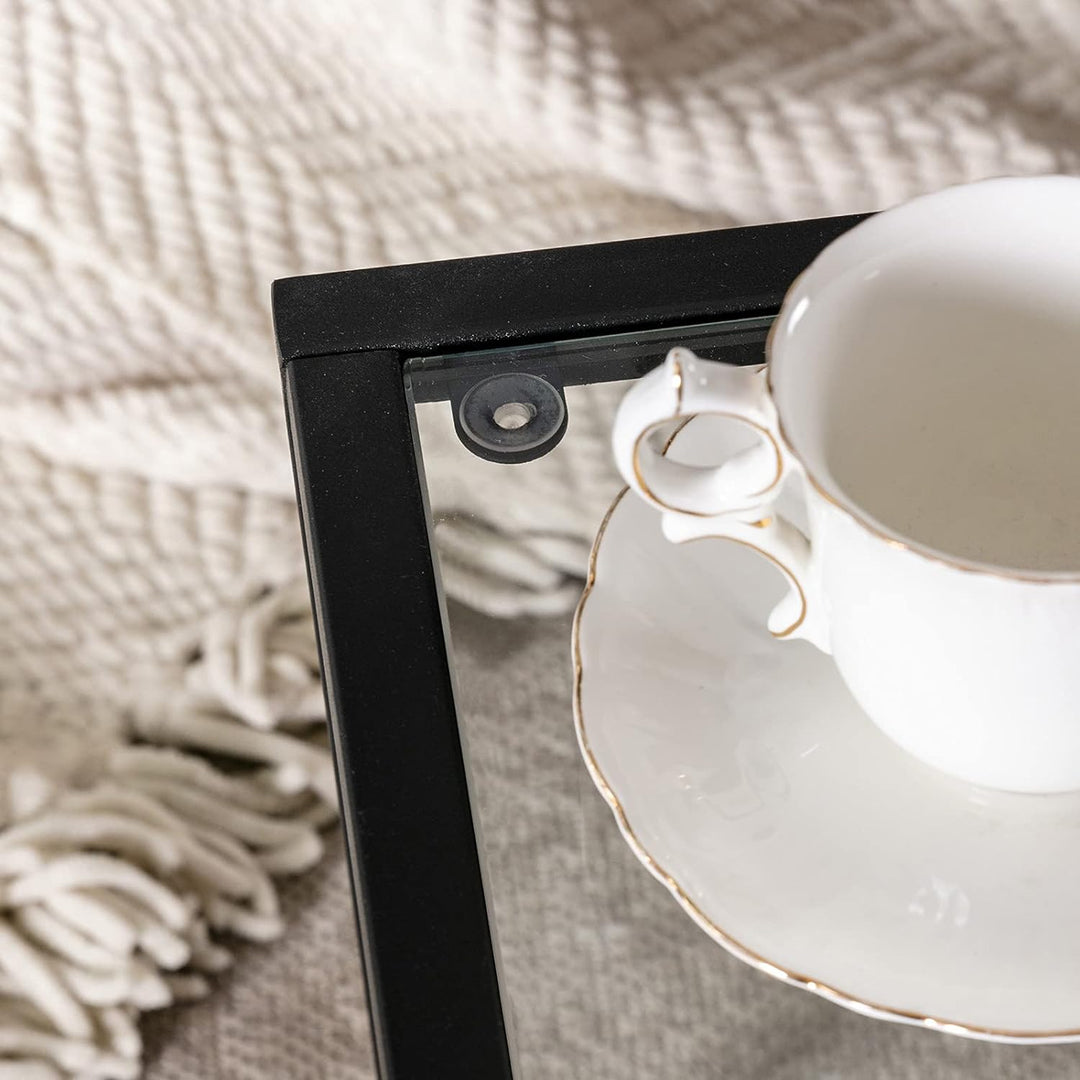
454, 371, 568, 464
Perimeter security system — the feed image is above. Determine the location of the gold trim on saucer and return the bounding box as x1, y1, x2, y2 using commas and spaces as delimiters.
571, 421, 1080, 1041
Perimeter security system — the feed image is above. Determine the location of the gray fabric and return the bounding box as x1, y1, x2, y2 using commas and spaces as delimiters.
10, 1, 1080, 1073
147, 602, 1080, 1077
141, 848, 372, 1080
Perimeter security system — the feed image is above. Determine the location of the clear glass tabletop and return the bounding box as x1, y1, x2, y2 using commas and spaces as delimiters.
403, 323, 1078, 1080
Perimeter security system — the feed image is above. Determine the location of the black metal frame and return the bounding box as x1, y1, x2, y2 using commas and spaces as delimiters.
273, 214, 865, 1080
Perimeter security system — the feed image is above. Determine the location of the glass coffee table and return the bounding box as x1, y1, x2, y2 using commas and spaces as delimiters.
273, 219, 1080, 1079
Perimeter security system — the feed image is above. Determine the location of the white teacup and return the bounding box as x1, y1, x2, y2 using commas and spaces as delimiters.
613, 176, 1080, 794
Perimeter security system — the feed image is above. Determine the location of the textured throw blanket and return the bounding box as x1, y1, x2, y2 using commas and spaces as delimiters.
2, 0, 1079, 1074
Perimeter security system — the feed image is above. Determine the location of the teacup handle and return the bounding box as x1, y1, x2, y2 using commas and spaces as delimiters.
612, 347, 829, 653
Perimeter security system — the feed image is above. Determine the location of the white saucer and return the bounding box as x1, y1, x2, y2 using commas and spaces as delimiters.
573, 418, 1080, 1043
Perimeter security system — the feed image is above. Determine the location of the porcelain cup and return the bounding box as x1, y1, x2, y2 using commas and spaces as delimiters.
612, 176, 1080, 794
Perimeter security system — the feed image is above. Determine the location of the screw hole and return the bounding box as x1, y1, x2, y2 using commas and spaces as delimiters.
455, 371, 567, 461
493, 401, 536, 430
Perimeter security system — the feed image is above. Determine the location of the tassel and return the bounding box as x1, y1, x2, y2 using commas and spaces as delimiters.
0, 579, 340, 1078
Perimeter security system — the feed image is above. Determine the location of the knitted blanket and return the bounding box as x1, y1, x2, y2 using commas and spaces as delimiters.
2, 0, 1078, 1075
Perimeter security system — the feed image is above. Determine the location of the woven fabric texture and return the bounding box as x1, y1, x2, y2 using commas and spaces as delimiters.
2, 0, 1080, 1075
146, 608, 1080, 1079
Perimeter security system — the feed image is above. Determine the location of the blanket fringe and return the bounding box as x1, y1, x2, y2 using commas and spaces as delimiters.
0, 580, 337, 1079
0, 535, 584, 1076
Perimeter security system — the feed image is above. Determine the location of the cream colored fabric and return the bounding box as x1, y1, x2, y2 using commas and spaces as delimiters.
146, 609, 1080, 1079
2, 0, 1079, 1074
